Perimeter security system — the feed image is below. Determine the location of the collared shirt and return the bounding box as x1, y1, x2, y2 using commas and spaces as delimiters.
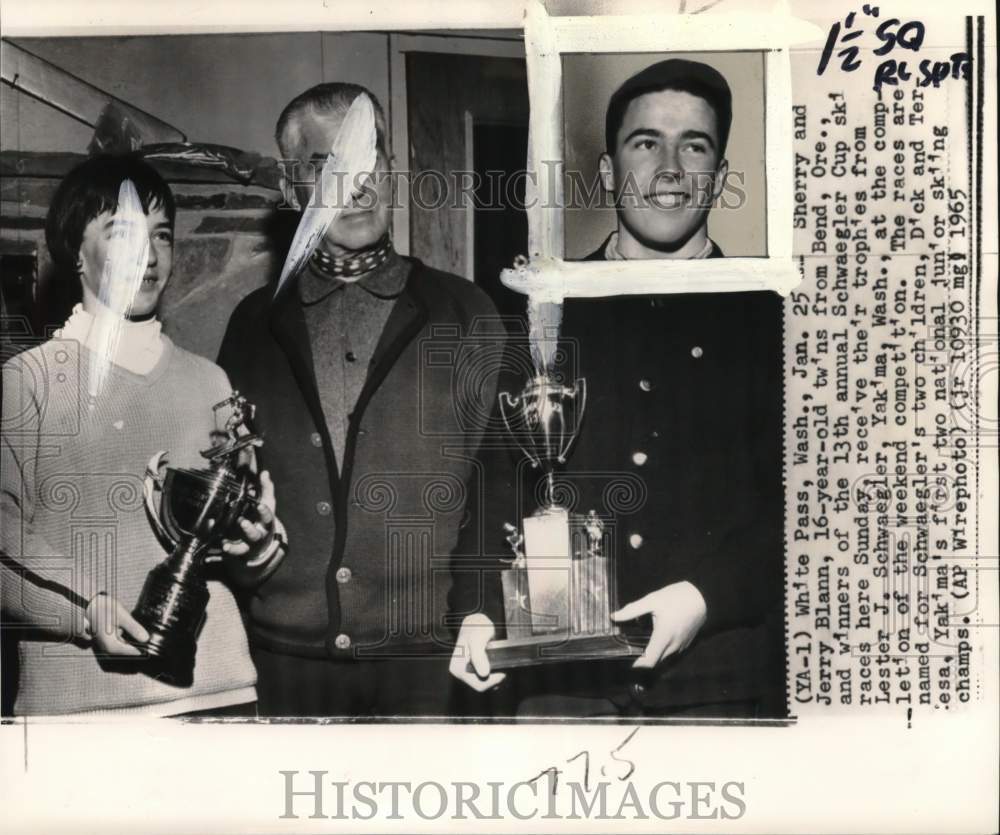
299, 251, 410, 467
602, 230, 717, 261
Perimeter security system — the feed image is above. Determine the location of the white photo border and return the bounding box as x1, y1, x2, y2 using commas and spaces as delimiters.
504, 0, 819, 301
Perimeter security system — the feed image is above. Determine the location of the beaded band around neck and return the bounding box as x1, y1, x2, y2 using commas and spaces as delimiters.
310, 235, 393, 280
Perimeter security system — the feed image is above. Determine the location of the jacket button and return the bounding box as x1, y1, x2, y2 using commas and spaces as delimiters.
310, 432, 322, 448
345, 351, 357, 363
631, 451, 648, 466
629, 533, 644, 549
316, 501, 332, 516
638, 378, 653, 392
630, 682, 646, 699
334, 633, 351, 650
335, 566, 352, 584
691, 345, 703, 358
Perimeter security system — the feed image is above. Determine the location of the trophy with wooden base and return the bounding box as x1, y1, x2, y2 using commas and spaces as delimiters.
484, 374, 641, 670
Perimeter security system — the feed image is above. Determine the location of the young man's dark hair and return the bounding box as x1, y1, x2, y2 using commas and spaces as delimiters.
604, 58, 733, 156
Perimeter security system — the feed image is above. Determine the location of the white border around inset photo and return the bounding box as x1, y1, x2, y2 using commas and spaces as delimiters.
507, 0, 820, 300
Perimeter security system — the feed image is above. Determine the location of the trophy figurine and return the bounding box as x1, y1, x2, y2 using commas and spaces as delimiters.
483, 374, 641, 669
133, 392, 268, 681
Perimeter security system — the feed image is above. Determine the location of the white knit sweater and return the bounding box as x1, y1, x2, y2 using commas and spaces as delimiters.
1, 332, 257, 715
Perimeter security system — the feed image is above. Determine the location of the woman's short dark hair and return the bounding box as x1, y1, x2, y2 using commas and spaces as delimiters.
44, 154, 176, 275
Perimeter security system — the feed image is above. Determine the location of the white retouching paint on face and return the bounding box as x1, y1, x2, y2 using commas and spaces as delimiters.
275, 92, 379, 296
81, 178, 154, 402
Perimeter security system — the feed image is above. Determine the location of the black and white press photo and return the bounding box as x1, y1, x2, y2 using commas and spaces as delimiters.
0, 1, 996, 832
0, 24, 789, 723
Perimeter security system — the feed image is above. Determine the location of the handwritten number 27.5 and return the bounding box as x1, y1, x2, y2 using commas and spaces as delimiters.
532, 727, 640, 795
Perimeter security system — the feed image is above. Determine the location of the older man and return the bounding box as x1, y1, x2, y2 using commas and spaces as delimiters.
218, 83, 504, 716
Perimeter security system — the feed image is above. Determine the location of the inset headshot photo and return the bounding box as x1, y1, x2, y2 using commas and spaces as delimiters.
562, 51, 767, 260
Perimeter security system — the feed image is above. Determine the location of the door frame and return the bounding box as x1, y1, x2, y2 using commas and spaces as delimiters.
388, 31, 524, 265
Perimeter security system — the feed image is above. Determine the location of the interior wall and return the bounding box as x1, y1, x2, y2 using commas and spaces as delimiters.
1, 32, 392, 360
2, 32, 528, 361
1, 33, 390, 156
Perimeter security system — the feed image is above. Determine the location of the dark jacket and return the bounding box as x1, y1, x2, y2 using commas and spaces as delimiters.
486, 239, 785, 713
217, 259, 504, 660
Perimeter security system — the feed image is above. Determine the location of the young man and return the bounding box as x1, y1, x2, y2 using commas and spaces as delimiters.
594, 57, 732, 260
456, 59, 785, 718
217, 84, 504, 716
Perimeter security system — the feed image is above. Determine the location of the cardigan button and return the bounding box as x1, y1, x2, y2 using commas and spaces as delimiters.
335, 567, 352, 584
628, 533, 644, 550
310, 432, 322, 448
334, 633, 352, 650
638, 378, 654, 392
631, 451, 648, 467
316, 501, 332, 516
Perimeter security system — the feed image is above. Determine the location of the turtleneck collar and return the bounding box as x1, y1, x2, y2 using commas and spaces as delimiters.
55, 303, 165, 376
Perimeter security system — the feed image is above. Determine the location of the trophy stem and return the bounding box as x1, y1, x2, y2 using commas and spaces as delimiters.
543, 471, 557, 509
132, 536, 210, 663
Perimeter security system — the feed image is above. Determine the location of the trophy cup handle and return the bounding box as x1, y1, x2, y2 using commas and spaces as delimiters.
499, 391, 542, 468
143, 451, 177, 551
557, 378, 587, 463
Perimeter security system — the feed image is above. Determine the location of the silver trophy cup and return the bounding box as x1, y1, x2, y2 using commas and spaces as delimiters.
484, 374, 639, 669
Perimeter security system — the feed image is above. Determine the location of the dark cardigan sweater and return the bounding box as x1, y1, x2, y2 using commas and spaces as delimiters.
218, 258, 504, 659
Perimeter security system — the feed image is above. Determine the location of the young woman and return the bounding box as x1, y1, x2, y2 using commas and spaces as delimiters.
1, 154, 278, 716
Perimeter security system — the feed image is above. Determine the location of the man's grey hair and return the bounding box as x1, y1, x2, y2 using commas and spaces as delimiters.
275, 82, 389, 159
